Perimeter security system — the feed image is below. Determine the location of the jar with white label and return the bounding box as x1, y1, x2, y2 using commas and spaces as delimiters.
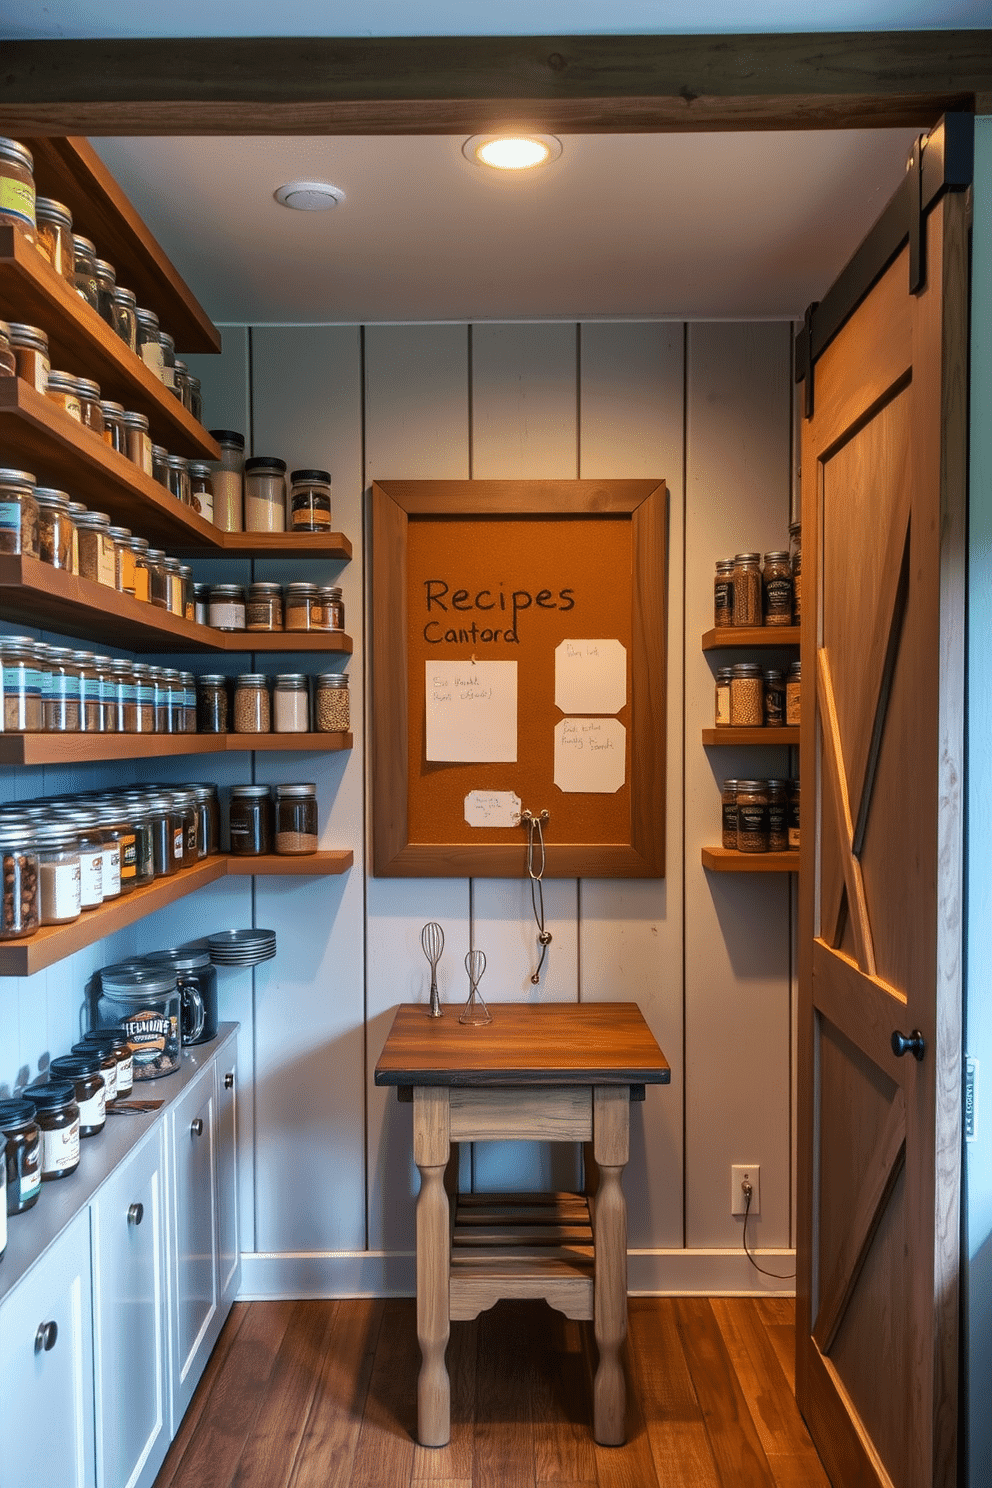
48, 1053, 106, 1138
188, 462, 213, 521
208, 583, 245, 631
33, 820, 82, 923
74, 510, 117, 586
290, 468, 332, 531
136, 307, 163, 376
71, 1040, 117, 1105
0, 1098, 42, 1213
8, 322, 50, 392
209, 430, 244, 531
67, 815, 104, 907
78, 1029, 133, 1098
0, 467, 39, 558
714, 666, 732, 727
29, 1081, 80, 1179
273, 674, 310, 732
121, 410, 153, 476
96, 965, 181, 1081
244, 456, 287, 532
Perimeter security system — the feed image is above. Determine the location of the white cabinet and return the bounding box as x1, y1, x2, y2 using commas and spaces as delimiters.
169, 1065, 218, 1430
216, 1051, 241, 1311
0, 1208, 96, 1488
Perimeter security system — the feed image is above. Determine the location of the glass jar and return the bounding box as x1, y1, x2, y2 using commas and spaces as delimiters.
228, 784, 272, 855
729, 662, 764, 727
762, 551, 793, 627
179, 568, 195, 622
0, 1098, 41, 1214
714, 665, 732, 727
196, 674, 228, 733
30, 1081, 80, 1180
188, 462, 213, 521
74, 652, 103, 732
173, 358, 191, 408
8, 323, 50, 393
151, 444, 169, 488
78, 1028, 133, 1098
0, 820, 40, 939
146, 547, 169, 609
33, 821, 82, 923
314, 672, 350, 733
0, 138, 36, 243
789, 777, 801, 850
164, 669, 186, 733
0, 637, 44, 733
790, 521, 802, 624
209, 431, 245, 531
165, 454, 191, 506
95, 258, 118, 328
290, 468, 332, 531
188, 375, 203, 426
274, 782, 318, 855
169, 789, 199, 859
0, 467, 39, 557
766, 778, 790, 852
182, 782, 220, 857
713, 559, 735, 628
136, 307, 163, 376
48, 1054, 105, 1138
108, 525, 133, 592
786, 659, 801, 726
233, 673, 270, 733
284, 581, 318, 632
273, 673, 310, 733
194, 584, 210, 626
71, 234, 100, 310
130, 792, 179, 876
0, 320, 15, 379
71, 1040, 117, 1105
105, 658, 135, 732
111, 286, 138, 353
246, 581, 283, 632
721, 780, 739, 850
131, 663, 156, 731
99, 400, 127, 455
74, 510, 116, 586
92, 806, 142, 893
208, 583, 245, 631
157, 331, 177, 389
316, 585, 345, 631
162, 557, 185, 615
85, 815, 120, 899
96, 965, 181, 1081
43, 646, 82, 731
143, 946, 215, 1045
75, 376, 105, 436
244, 456, 287, 532
128, 537, 151, 602
732, 552, 762, 626
763, 668, 785, 728
736, 780, 770, 854
34, 197, 74, 277
120, 410, 153, 476
45, 369, 83, 423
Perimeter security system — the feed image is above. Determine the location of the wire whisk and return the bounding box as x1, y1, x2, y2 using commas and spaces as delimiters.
421, 921, 444, 1018
459, 947, 492, 1026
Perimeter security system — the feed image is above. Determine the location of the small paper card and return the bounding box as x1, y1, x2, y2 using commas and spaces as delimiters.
464, 791, 522, 828
553, 718, 626, 793
425, 660, 518, 762
554, 639, 627, 715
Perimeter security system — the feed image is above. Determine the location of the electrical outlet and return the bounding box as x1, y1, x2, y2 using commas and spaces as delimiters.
731, 1164, 760, 1217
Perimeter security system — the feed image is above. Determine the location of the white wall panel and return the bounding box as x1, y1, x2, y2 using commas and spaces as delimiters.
185, 326, 250, 442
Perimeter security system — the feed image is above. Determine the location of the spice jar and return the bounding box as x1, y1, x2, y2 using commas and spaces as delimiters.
131, 663, 156, 731
173, 358, 191, 409
786, 659, 801, 726
43, 647, 82, 731
208, 582, 246, 631
33, 821, 82, 923
74, 653, 103, 733
284, 581, 318, 631
163, 558, 185, 615
78, 1029, 133, 1098
128, 536, 151, 602
314, 672, 350, 733
732, 552, 762, 626
721, 780, 740, 851
92, 805, 143, 893
0, 637, 44, 733
789, 777, 801, 850
170, 789, 199, 859
762, 551, 793, 627
95, 258, 118, 327
188, 375, 203, 425
8, 322, 50, 392
316, 586, 345, 631
790, 522, 802, 624
75, 376, 105, 436
74, 510, 116, 586
763, 668, 786, 728
120, 410, 153, 476
274, 782, 319, 855
0, 1099, 41, 1214
0, 467, 39, 557
157, 330, 177, 389
29, 1081, 80, 1180
244, 456, 287, 532
152, 444, 169, 488
273, 674, 310, 733
45, 370, 83, 423
196, 674, 229, 733
111, 286, 138, 353
729, 663, 764, 727
71, 1040, 117, 1105
71, 234, 100, 310
0, 138, 36, 243
188, 461, 213, 521
182, 782, 220, 857
96, 965, 181, 1081
714, 666, 732, 728
290, 468, 332, 531
0, 820, 40, 939
146, 548, 169, 609
766, 779, 789, 852
736, 780, 769, 853
165, 454, 191, 506
179, 570, 195, 623
713, 559, 735, 628
130, 792, 180, 876
0, 320, 16, 379
233, 673, 271, 733
35, 197, 74, 277
246, 581, 283, 632
85, 814, 120, 899
136, 307, 163, 376
49, 1053, 106, 1138
209, 430, 244, 531
108, 525, 133, 592
99, 400, 127, 455
194, 584, 210, 625
228, 784, 273, 855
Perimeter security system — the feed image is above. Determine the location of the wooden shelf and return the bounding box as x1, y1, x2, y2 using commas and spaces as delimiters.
701, 626, 800, 650
190, 531, 353, 560
702, 727, 800, 746
0, 851, 354, 976
0, 732, 352, 766
0, 227, 219, 460
221, 732, 352, 752
701, 847, 799, 873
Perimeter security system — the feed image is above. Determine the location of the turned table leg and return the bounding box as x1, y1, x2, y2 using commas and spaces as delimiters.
413, 1086, 451, 1447
592, 1085, 630, 1446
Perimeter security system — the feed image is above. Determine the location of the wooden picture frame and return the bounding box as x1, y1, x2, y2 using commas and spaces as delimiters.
371, 479, 667, 878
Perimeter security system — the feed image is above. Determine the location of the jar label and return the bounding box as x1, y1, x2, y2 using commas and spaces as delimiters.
79, 850, 103, 907
78, 1085, 106, 1129
0, 176, 36, 229
41, 1118, 80, 1175
173, 827, 184, 860
0, 500, 20, 533
102, 844, 121, 895
764, 576, 793, 617
121, 1010, 170, 1059
44, 859, 81, 921
120, 833, 137, 880
116, 1054, 134, 1094
97, 538, 116, 587
19, 1147, 41, 1202
715, 682, 731, 727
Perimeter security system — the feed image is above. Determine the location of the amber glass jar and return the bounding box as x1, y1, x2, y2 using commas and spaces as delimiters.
284, 581, 318, 631
35, 197, 74, 278
49, 1053, 106, 1138
45, 370, 83, 423
0, 1098, 41, 1214
75, 376, 105, 436
121, 410, 153, 476
79, 1028, 133, 1098
71, 234, 99, 310
30, 1080, 80, 1180
246, 581, 283, 632
71, 1040, 117, 1105
35, 488, 75, 570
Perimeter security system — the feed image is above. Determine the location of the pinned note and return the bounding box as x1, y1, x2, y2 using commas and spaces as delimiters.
554, 639, 627, 715
553, 718, 626, 794
426, 661, 518, 762
464, 791, 522, 828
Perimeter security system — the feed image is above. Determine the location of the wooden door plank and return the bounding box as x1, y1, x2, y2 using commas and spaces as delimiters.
816, 648, 876, 976
287, 1300, 384, 1488
674, 1297, 776, 1488
813, 939, 906, 1075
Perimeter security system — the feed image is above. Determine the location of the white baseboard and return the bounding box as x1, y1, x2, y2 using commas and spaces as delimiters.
237, 1247, 796, 1301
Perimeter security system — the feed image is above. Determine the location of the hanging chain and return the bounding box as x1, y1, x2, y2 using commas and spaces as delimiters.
521, 809, 552, 985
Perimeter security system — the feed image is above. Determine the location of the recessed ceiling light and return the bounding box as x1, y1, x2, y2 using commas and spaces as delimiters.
274, 180, 345, 211
462, 135, 563, 171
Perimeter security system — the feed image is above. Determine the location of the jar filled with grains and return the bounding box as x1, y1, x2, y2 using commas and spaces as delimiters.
762, 551, 793, 627
246, 581, 283, 632
273, 674, 310, 733
196, 674, 229, 733
766, 779, 789, 851
208, 583, 245, 631
736, 780, 769, 854
33, 821, 82, 923
0, 637, 44, 732
8, 323, 50, 392
763, 668, 785, 728
45, 370, 83, 423
786, 659, 801, 725
75, 653, 103, 732
314, 672, 350, 733
228, 785, 272, 855
128, 537, 151, 603
244, 456, 287, 532
44, 647, 82, 731
108, 526, 134, 592
284, 581, 318, 631
35, 197, 74, 278
121, 410, 153, 476
0, 468, 39, 557
790, 522, 802, 624
105, 659, 133, 733
789, 778, 801, 850
721, 779, 739, 850
36, 489, 75, 570
732, 552, 762, 626
714, 666, 732, 727
274, 782, 318, 855
713, 559, 735, 628
131, 663, 156, 732
233, 673, 271, 733
71, 234, 100, 310
290, 469, 332, 531
209, 431, 244, 531
729, 662, 764, 727
100, 401, 127, 455
0, 820, 40, 939
0, 139, 36, 243
178, 564, 195, 620
317, 585, 344, 631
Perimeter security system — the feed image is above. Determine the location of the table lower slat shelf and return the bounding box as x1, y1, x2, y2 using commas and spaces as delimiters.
449, 1190, 594, 1321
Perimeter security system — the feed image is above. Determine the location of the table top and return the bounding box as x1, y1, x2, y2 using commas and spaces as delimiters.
374, 1001, 670, 1088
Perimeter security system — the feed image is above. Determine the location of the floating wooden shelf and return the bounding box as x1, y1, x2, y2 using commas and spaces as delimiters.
701, 727, 800, 746
188, 531, 353, 560
0, 228, 219, 460
0, 850, 354, 977
0, 732, 352, 766
221, 732, 352, 752
701, 626, 800, 651
701, 847, 799, 873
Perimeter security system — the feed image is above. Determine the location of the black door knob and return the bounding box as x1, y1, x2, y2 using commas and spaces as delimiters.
891, 1028, 926, 1061
35, 1320, 58, 1353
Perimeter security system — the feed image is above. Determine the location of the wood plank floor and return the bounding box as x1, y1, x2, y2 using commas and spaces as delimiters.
154, 1296, 830, 1488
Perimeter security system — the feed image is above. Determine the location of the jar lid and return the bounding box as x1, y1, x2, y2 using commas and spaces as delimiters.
235, 673, 269, 686
245, 456, 287, 473
78, 1029, 128, 1052
34, 486, 72, 507
722, 779, 741, 789
763, 551, 790, 562
129, 537, 150, 553
274, 782, 317, 797
733, 552, 761, 563
8, 322, 49, 347
46, 370, 80, 393
290, 468, 331, 484
715, 666, 734, 680
209, 429, 245, 448
24, 1081, 76, 1110
100, 967, 177, 999
736, 780, 768, 792
94, 257, 116, 278
0, 466, 37, 488
50, 1052, 102, 1078
73, 510, 111, 528
316, 672, 349, 688
788, 659, 802, 675
158, 331, 176, 349
715, 559, 735, 572
35, 197, 72, 224
274, 673, 307, 687
209, 583, 245, 598
789, 521, 801, 535
230, 784, 272, 798
0, 138, 34, 171
766, 778, 791, 790
145, 946, 212, 972
248, 581, 283, 595
75, 376, 102, 399
0, 633, 38, 650
31, 822, 79, 848
0, 820, 39, 849
71, 233, 96, 255
0, 1097, 38, 1129
730, 662, 763, 677
120, 410, 150, 430
145, 547, 166, 561
285, 582, 317, 596
166, 454, 189, 470
114, 286, 137, 307
197, 674, 228, 686
107, 525, 132, 540
188, 461, 213, 478
318, 586, 343, 599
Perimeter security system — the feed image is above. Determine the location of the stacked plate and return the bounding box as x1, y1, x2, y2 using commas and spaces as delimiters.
207, 929, 277, 966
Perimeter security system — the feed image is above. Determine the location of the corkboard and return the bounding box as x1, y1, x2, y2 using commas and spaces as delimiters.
371, 479, 667, 878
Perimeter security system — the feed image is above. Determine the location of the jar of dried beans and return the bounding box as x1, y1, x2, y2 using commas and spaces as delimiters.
762, 551, 793, 627
732, 552, 762, 626
713, 559, 734, 627
0, 821, 40, 939
721, 780, 739, 850
736, 780, 769, 854
314, 672, 350, 733
274, 782, 318, 855
233, 673, 270, 733
729, 663, 764, 727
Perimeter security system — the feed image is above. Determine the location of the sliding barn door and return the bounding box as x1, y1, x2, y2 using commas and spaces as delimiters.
796, 127, 970, 1488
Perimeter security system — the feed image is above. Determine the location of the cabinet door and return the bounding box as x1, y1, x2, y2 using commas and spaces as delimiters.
170, 1068, 218, 1430
216, 1052, 240, 1309
92, 1126, 168, 1488
0, 1208, 95, 1488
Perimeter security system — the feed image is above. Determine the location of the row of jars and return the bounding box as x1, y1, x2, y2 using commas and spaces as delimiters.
714, 660, 801, 728
200, 581, 345, 634
713, 525, 801, 628
199, 672, 350, 735
0, 784, 221, 940
229, 782, 320, 856
721, 778, 800, 854
0, 640, 202, 735
210, 434, 334, 535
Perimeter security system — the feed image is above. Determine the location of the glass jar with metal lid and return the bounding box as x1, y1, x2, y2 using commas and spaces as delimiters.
111, 286, 138, 353
233, 673, 271, 733
180, 782, 220, 857
173, 358, 191, 408
721, 780, 740, 850
8, 322, 50, 392
273, 674, 310, 733
314, 672, 350, 733
179, 670, 197, 730
146, 548, 169, 609
151, 444, 169, 488
70, 1039, 117, 1105
161, 669, 185, 733
187, 461, 213, 521
157, 330, 176, 389
713, 559, 734, 628
0, 467, 39, 557
169, 788, 199, 859
143, 947, 211, 1045
105, 658, 134, 732
92, 803, 148, 893
75, 376, 105, 436
284, 581, 318, 631
74, 510, 116, 586
196, 674, 228, 733
64, 499, 84, 572
0, 138, 36, 243
316, 585, 345, 631
95, 258, 117, 327
120, 410, 153, 475
130, 663, 156, 731
228, 784, 273, 855
128, 536, 151, 603
763, 668, 786, 728
108, 524, 134, 592
0, 819, 40, 939
244, 456, 287, 532
78, 1029, 133, 1098
188, 374, 203, 425
163, 454, 189, 506
0, 636, 45, 733
208, 582, 245, 631
194, 583, 210, 625
162, 557, 185, 615
73, 651, 102, 732
71, 233, 99, 310
790, 522, 802, 623
143, 666, 165, 731
49, 1053, 106, 1138
246, 581, 283, 632
729, 662, 764, 727
99, 400, 127, 455
45, 369, 83, 423
45, 812, 101, 910
290, 468, 332, 531
274, 782, 318, 854
0, 320, 15, 379
124, 791, 179, 876
0, 1098, 41, 1213
762, 551, 793, 627
32, 820, 82, 923
34, 197, 74, 278
179, 568, 195, 623
43, 646, 82, 731
30, 1081, 80, 1179
736, 780, 770, 854
766, 778, 790, 851
209, 430, 245, 531
97, 964, 181, 1081
732, 552, 762, 627
135, 307, 163, 376
786, 659, 802, 725
713, 665, 732, 727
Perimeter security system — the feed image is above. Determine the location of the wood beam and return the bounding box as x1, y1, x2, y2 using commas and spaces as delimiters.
0, 32, 989, 136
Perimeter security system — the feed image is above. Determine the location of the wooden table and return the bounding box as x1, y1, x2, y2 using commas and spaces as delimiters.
375, 1001, 670, 1448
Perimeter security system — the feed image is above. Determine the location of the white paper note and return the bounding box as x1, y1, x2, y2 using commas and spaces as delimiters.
426, 661, 518, 762
554, 639, 627, 715
464, 791, 522, 828
553, 718, 626, 794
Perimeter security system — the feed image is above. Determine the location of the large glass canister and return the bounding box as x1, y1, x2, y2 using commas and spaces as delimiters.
243, 456, 287, 533
143, 945, 216, 1045
34, 197, 74, 279
0, 635, 45, 732
0, 138, 36, 244
96, 964, 181, 1081
273, 781, 318, 854
208, 430, 245, 532
0, 819, 40, 939
0, 467, 39, 558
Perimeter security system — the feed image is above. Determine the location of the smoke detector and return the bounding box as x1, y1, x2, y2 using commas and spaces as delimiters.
274, 180, 345, 211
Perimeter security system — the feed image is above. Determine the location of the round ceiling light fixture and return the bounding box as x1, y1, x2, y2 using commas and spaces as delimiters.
273, 180, 345, 211
462, 134, 563, 171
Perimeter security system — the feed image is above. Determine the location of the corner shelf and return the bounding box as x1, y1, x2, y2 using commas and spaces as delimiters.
0, 732, 353, 766
701, 847, 798, 874
702, 727, 799, 746
702, 626, 800, 650
226, 851, 353, 876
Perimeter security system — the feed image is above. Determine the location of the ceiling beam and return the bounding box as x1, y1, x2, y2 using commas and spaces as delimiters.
0, 32, 989, 135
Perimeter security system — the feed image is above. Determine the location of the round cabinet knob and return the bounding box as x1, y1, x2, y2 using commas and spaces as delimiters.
34, 1320, 58, 1354
127, 1202, 144, 1227
190, 1118, 203, 1137
891, 1028, 926, 1061
224, 1072, 235, 1090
